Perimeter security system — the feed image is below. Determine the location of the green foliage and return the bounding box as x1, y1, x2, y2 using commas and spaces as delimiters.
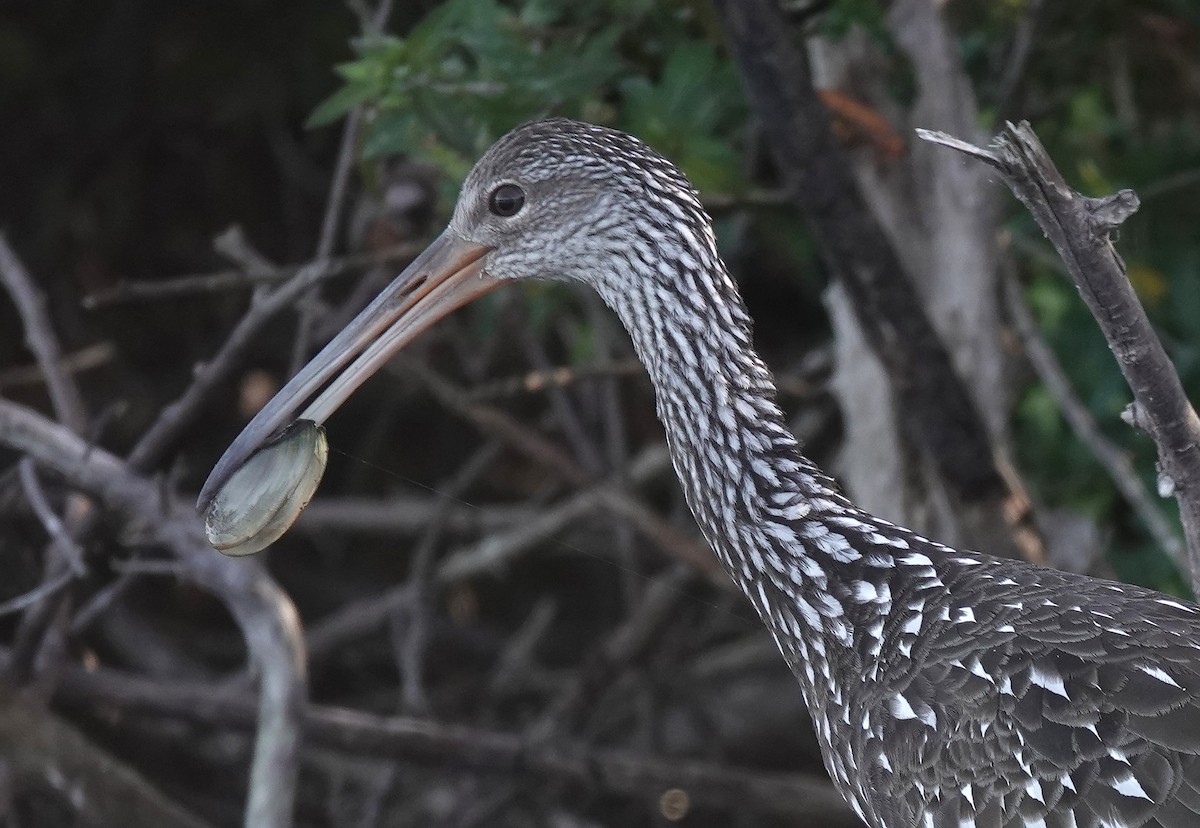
618, 42, 745, 193
310, 0, 748, 197
311, 0, 622, 162
819, 0, 889, 41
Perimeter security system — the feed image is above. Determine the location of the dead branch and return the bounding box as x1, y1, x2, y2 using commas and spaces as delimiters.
435, 489, 600, 581
992, 0, 1046, 124
48, 662, 859, 826
0, 342, 115, 392
0, 685, 213, 828
302, 446, 716, 668
515, 308, 605, 475
396, 356, 592, 488
289, 104, 363, 374
584, 295, 641, 599
398, 443, 503, 714
125, 249, 371, 471
0, 573, 75, 619
296, 495, 535, 536
304, 584, 416, 667
0, 399, 305, 828
532, 565, 694, 738
82, 242, 427, 308
17, 459, 87, 576
921, 121, 1200, 589
393, 358, 723, 580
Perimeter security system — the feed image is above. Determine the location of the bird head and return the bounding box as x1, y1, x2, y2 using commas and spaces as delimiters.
197, 118, 712, 520
449, 118, 708, 291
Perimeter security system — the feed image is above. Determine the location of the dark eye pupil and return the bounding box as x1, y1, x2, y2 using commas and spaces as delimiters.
488, 183, 525, 217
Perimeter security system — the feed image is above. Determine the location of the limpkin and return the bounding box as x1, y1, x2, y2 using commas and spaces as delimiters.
201, 119, 1200, 828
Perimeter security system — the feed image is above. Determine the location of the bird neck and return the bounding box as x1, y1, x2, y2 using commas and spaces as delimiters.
598, 255, 924, 699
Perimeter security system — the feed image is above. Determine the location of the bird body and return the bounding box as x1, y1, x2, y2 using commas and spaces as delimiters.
204, 119, 1200, 827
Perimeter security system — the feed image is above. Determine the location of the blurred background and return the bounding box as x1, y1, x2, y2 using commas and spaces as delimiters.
2, 0, 1200, 825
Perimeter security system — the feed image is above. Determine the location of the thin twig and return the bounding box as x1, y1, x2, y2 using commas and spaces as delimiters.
214, 225, 279, 274
586, 296, 640, 604
301, 447, 716, 666
993, 0, 1045, 125
394, 442, 502, 714
126, 251, 371, 471
291, 0, 394, 375
921, 121, 1200, 589
488, 598, 558, 694
0, 342, 115, 391
435, 489, 601, 582
394, 356, 593, 487
83, 242, 426, 307
392, 357, 722, 579
17, 459, 87, 576
70, 570, 137, 634
317, 109, 362, 263
532, 565, 693, 738
306, 584, 415, 666
296, 495, 535, 536
1139, 167, 1200, 202
466, 359, 644, 401
516, 313, 605, 475
0, 571, 75, 618
290, 107, 364, 375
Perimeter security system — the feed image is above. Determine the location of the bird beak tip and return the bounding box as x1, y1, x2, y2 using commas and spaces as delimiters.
197, 231, 497, 547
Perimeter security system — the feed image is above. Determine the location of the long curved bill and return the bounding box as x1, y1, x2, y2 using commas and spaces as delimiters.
197, 230, 495, 514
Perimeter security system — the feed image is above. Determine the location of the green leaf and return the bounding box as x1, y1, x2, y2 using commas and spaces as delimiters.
307, 81, 377, 128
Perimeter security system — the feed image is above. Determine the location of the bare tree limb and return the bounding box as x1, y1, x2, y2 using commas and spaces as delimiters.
921, 121, 1200, 588
47, 662, 859, 826
0, 399, 306, 828
82, 243, 426, 308
302, 446, 720, 668
393, 358, 723, 579
516, 313, 605, 475
0, 342, 115, 392
0, 685, 214, 828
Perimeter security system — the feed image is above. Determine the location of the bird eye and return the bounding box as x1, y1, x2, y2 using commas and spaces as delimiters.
488, 183, 525, 218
